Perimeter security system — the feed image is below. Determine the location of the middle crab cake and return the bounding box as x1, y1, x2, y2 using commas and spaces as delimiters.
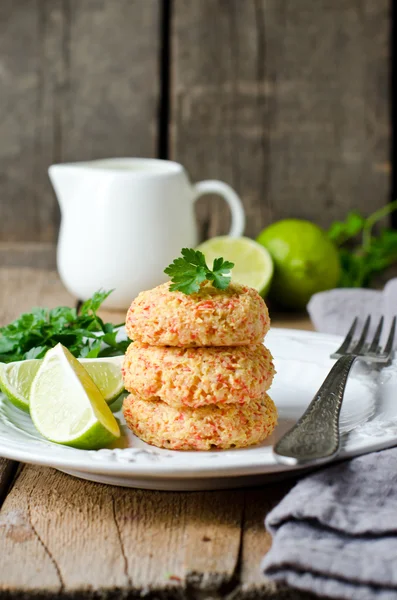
123, 341, 275, 409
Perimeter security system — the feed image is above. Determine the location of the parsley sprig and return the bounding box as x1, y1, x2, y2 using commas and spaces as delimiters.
328, 200, 397, 288
0, 290, 129, 363
164, 248, 234, 294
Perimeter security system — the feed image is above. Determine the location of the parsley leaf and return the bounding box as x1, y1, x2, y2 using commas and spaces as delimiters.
80, 290, 112, 316
211, 257, 235, 289
164, 248, 234, 294
327, 200, 397, 288
328, 211, 366, 246
0, 290, 127, 363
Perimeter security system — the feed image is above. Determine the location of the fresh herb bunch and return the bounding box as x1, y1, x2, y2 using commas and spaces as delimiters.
164, 248, 234, 294
0, 290, 129, 363
328, 200, 397, 288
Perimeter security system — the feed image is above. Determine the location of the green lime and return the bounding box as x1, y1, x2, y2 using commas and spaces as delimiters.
197, 236, 274, 296
0, 355, 124, 413
29, 344, 120, 450
256, 219, 341, 310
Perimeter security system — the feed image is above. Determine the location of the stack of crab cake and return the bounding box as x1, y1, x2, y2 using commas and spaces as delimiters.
122, 282, 277, 451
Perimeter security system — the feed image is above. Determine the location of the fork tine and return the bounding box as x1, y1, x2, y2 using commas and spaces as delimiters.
368, 316, 384, 353
333, 317, 358, 355
382, 316, 396, 356
350, 315, 371, 354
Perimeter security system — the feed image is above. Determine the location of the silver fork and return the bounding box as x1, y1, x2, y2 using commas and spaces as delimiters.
273, 316, 396, 466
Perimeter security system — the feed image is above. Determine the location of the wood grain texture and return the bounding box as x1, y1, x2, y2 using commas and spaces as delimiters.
170, 0, 390, 238
0, 268, 74, 323
0, 0, 160, 243
62, 0, 161, 161
239, 483, 295, 595
0, 0, 61, 242
0, 467, 245, 596
111, 488, 243, 592
269, 311, 315, 332
0, 459, 17, 508
183, 491, 244, 591
0, 470, 314, 598
0, 243, 56, 270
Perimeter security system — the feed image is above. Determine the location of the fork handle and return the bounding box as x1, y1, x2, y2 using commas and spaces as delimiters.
273, 355, 357, 465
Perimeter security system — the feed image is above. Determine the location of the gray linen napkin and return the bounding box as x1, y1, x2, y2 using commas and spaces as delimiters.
262, 448, 397, 600
307, 278, 397, 343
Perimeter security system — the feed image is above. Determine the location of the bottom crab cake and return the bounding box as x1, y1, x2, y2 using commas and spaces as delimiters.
122, 392, 278, 451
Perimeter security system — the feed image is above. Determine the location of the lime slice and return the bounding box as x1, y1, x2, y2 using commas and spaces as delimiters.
29, 344, 120, 449
0, 355, 124, 413
197, 236, 274, 296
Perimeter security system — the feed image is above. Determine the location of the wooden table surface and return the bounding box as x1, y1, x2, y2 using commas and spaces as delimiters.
0, 267, 316, 600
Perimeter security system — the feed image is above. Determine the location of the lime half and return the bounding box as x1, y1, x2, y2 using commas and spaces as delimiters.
30, 344, 120, 449
197, 236, 274, 296
0, 355, 124, 413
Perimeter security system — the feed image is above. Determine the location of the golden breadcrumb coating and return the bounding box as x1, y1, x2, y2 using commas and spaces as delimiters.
122, 392, 277, 450
123, 342, 275, 408
125, 282, 270, 347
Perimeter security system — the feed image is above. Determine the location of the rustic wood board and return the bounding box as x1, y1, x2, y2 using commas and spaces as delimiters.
0, 467, 253, 596
0, 243, 56, 270
239, 483, 296, 595
0, 268, 74, 322
0, 460, 17, 508
0, 465, 312, 598
0, 0, 161, 243
170, 0, 390, 238
270, 311, 315, 332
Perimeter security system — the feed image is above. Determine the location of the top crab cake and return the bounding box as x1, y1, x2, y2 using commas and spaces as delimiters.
125, 281, 270, 346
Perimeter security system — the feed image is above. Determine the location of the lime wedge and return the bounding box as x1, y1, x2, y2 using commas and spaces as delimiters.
80, 357, 124, 403
0, 355, 124, 413
29, 344, 120, 449
0, 360, 41, 412
197, 236, 274, 296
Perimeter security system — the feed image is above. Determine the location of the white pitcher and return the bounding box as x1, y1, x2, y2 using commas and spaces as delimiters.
49, 158, 245, 309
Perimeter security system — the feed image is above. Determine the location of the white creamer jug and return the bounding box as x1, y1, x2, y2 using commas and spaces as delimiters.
49, 158, 245, 309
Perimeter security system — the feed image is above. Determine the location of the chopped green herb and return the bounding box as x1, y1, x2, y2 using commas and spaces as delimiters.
164, 248, 234, 294
0, 290, 129, 363
327, 200, 397, 288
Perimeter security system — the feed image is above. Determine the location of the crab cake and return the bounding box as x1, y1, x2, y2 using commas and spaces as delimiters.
125, 282, 270, 347
123, 342, 275, 408
122, 392, 277, 451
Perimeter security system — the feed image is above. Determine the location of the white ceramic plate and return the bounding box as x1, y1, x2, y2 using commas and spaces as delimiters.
0, 328, 396, 491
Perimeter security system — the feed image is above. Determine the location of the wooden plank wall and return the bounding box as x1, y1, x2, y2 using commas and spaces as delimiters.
0, 0, 391, 246
170, 0, 391, 237
0, 0, 160, 243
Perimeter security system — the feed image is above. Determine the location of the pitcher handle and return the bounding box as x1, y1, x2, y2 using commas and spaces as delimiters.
193, 180, 245, 238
